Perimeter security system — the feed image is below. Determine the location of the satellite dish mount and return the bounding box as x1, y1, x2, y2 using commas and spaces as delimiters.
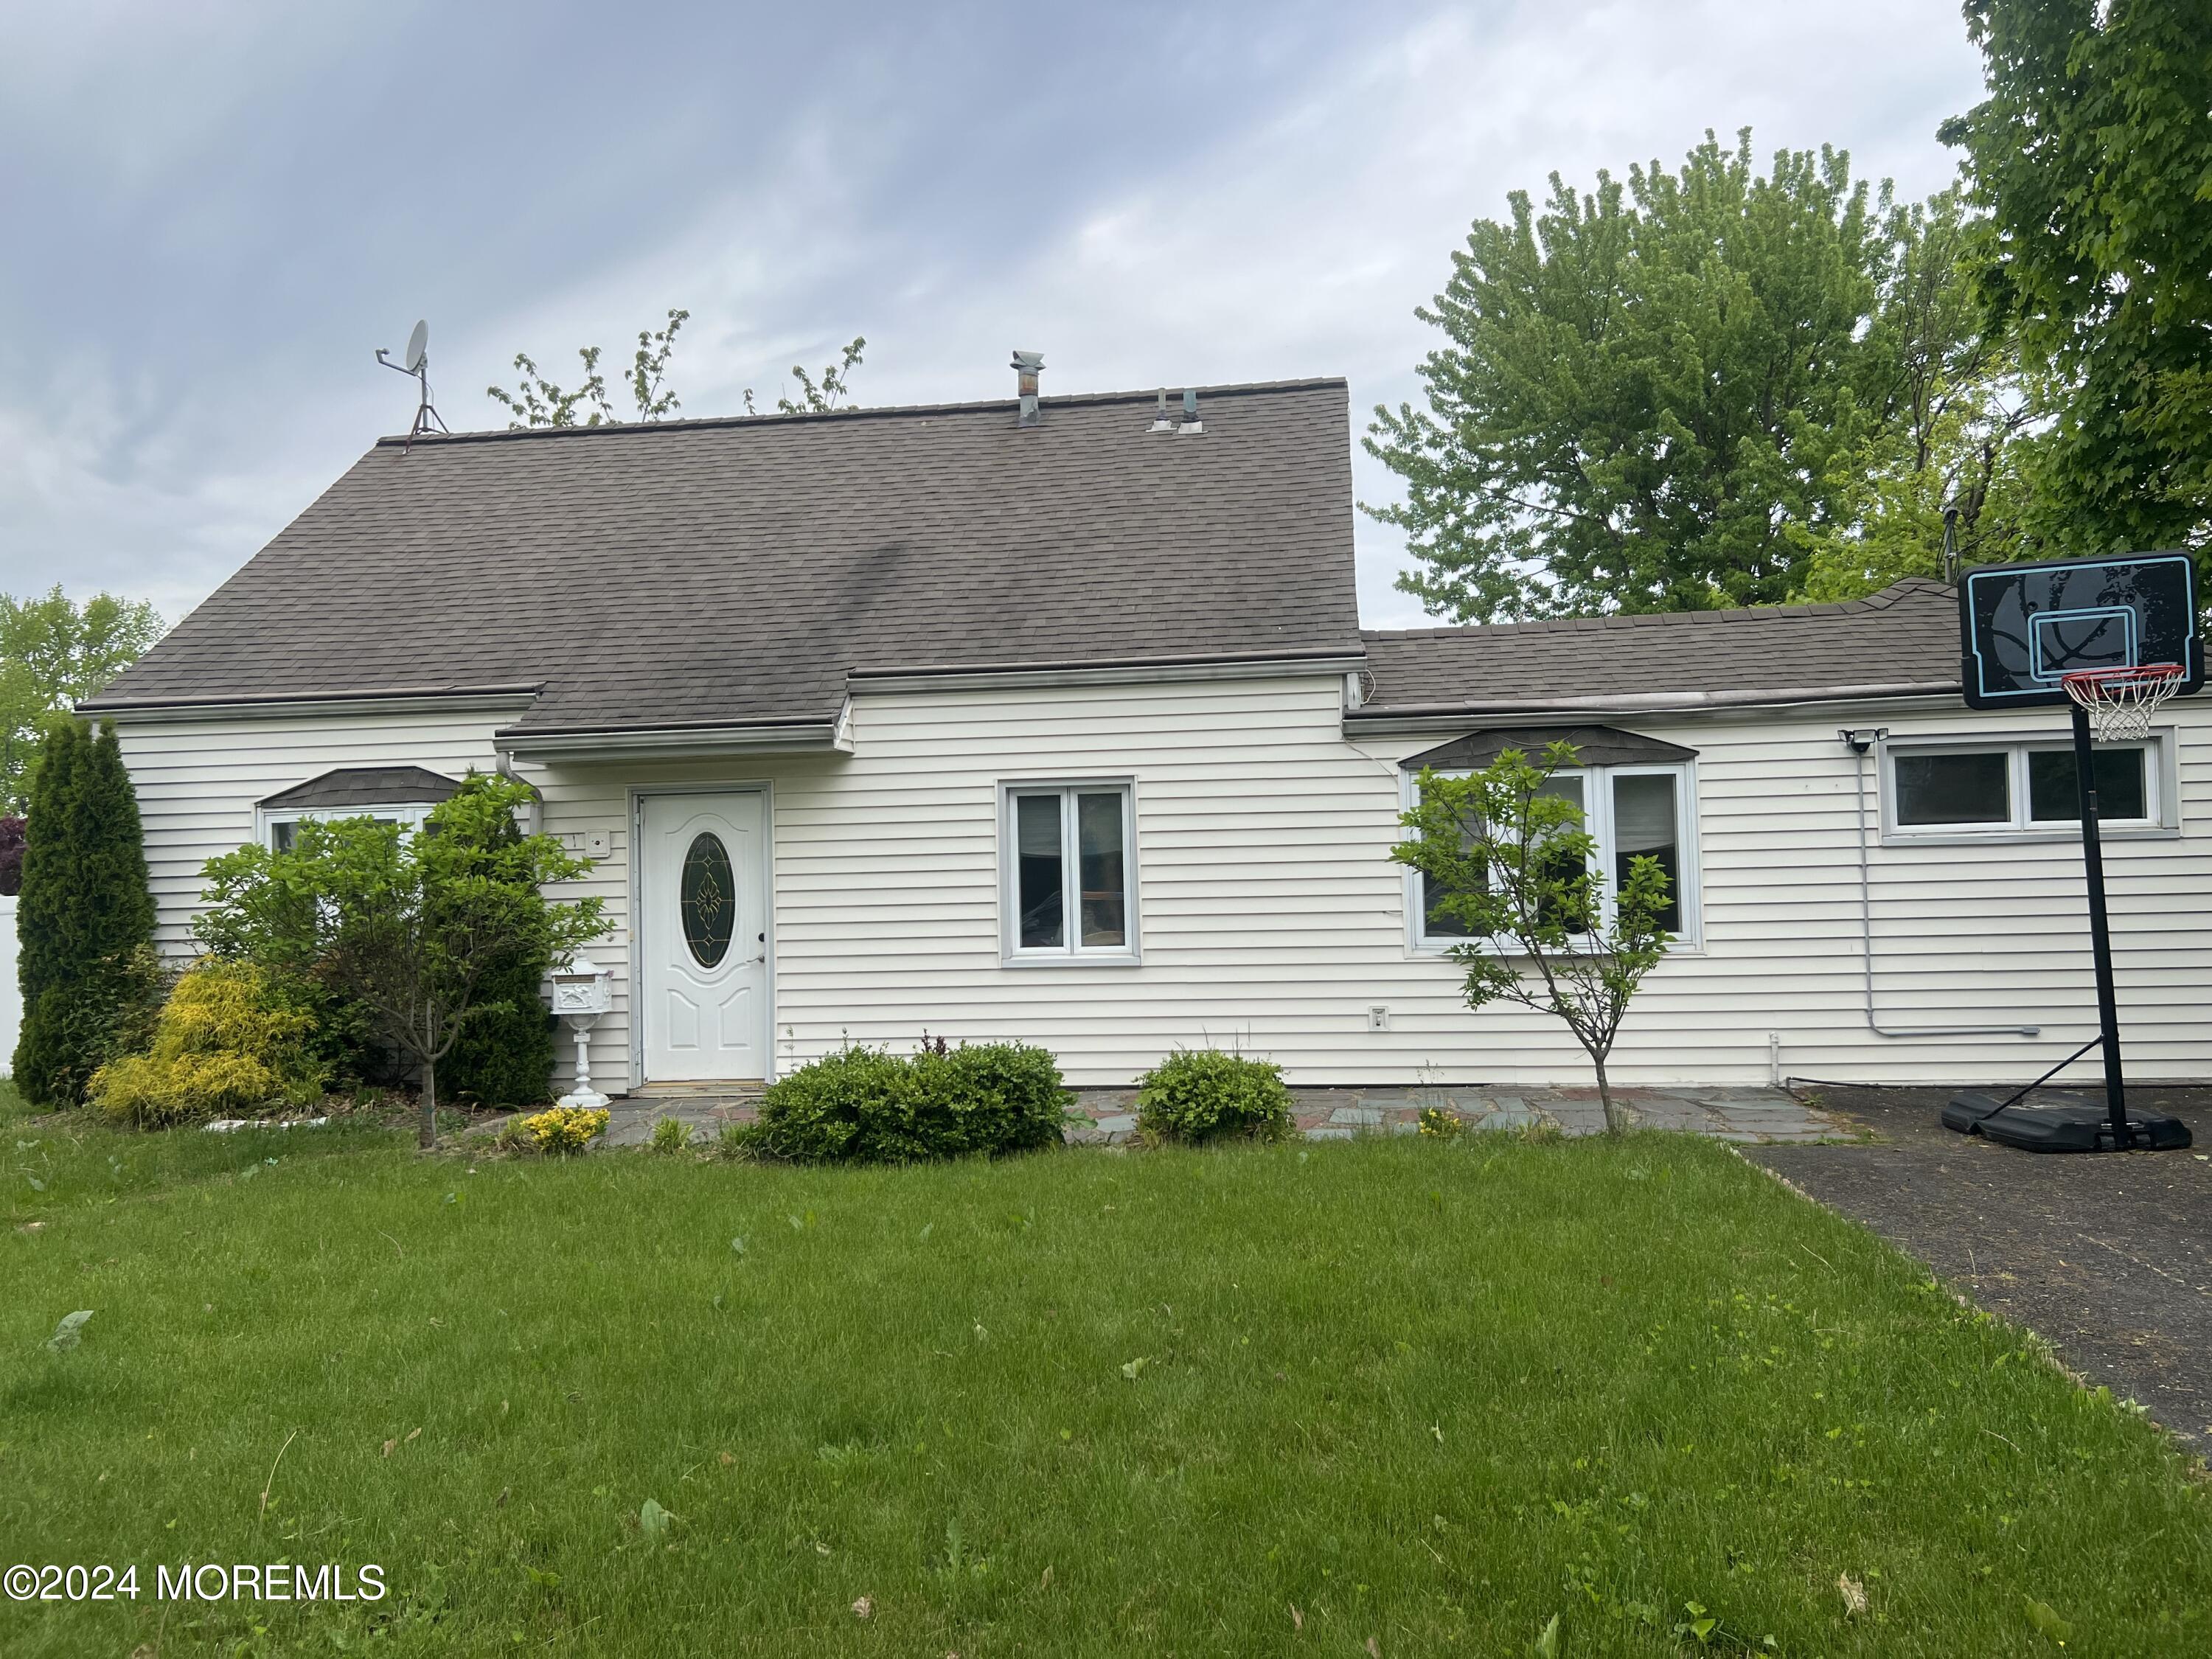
375, 319, 449, 451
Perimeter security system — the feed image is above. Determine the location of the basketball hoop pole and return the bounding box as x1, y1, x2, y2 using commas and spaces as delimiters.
2067, 698, 2132, 1147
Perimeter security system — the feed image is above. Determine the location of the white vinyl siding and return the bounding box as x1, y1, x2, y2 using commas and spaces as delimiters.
114, 706, 516, 959
116, 679, 2212, 1091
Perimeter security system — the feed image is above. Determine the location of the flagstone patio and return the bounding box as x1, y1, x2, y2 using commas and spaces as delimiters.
589, 1082, 1843, 1149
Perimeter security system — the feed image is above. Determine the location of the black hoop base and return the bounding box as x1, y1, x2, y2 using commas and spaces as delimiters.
1942, 1091, 2193, 1152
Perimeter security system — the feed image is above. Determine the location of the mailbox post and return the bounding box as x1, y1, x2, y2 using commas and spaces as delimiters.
549, 957, 613, 1110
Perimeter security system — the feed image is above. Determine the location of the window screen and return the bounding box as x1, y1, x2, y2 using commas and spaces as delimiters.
1611, 772, 1681, 933
2027, 747, 2148, 822
1015, 793, 1065, 949
1076, 791, 1127, 947
1893, 751, 2009, 825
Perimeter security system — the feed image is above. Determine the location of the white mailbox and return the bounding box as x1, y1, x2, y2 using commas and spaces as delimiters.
550, 958, 612, 1016
551, 957, 612, 1109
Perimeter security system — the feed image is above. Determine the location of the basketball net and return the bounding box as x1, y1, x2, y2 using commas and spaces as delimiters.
2062, 664, 2185, 742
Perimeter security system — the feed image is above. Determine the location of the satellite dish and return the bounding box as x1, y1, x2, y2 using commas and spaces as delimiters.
375, 319, 448, 451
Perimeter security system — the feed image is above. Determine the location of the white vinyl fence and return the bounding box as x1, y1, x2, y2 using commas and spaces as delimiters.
0, 894, 17, 1071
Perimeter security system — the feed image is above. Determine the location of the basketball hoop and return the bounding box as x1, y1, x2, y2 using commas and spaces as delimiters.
2061, 664, 2185, 742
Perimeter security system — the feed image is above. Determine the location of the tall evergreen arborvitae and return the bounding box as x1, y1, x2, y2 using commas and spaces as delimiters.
13, 717, 83, 1099
12, 718, 158, 1105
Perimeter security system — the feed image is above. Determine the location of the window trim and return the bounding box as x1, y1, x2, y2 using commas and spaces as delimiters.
1403, 758, 1703, 956
255, 802, 439, 852
1878, 728, 2177, 846
998, 778, 1141, 967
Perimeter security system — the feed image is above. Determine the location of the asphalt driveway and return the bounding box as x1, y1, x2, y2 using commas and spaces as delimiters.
1749, 1083, 2212, 1449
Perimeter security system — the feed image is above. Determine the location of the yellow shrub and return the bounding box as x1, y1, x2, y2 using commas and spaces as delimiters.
518, 1105, 609, 1154
89, 962, 326, 1127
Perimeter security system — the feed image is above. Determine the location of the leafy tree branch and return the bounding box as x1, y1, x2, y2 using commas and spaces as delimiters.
487, 308, 869, 428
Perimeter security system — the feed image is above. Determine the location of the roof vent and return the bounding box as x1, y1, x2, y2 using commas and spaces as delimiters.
1178, 387, 1203, 436
1149, 389, 1175, 434
1012, 350, 1044, 428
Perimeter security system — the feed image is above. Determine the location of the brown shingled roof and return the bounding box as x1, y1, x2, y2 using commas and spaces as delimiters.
88, 380, 1360, 732
1355, 579, 1961, 717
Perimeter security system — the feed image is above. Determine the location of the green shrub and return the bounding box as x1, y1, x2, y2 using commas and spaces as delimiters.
647, 1114, 694, 1155
1418, 1104, 1466, 1138
88, 961, 327, 1127
748, 1041, 1072, 1164
1135, 1049, 1297, 1146
515, 1105, 608, 1155
441, 949, 557, 1107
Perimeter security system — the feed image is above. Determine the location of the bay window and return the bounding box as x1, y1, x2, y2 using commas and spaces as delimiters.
1411, 761, 1698, 950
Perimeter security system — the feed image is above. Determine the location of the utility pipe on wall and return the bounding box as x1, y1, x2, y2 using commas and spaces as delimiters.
1843, 729, 2040, 1040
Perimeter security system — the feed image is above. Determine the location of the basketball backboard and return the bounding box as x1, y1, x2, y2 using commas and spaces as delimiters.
1958, 552, 2204, 710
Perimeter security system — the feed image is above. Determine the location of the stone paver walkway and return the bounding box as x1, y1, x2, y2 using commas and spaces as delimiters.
580, 1083, 1840, 1149
595, 1089, 759, 1148
1068, 1084, 1840, 1145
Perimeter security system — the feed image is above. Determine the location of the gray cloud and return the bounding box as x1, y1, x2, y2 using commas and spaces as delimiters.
0, 0, 1983, 627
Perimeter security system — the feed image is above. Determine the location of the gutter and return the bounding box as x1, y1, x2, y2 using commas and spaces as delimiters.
1343, 680, 1961, 733
847, 648, 1367, 696
77, 684, 544, 723
494, 715, 845, 760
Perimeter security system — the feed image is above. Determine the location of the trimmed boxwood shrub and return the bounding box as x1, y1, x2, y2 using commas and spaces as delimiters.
1135, 1048, 1297, 1146
745, 1040, 1072, 1164
442, 949, 558, 1108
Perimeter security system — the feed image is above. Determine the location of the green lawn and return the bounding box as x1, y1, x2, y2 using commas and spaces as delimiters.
3, 1085, 2206, 1656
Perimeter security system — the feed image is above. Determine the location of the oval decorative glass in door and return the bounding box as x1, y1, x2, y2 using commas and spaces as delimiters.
679, 832, 735, 968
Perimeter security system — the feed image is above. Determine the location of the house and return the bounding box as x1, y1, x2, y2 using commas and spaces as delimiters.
84, 369, 2212, 1092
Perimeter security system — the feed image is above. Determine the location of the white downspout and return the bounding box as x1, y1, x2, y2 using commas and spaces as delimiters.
1847, 731, 2039, 1039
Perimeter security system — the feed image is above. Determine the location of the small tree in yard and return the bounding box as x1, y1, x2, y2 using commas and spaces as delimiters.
1392, 740, 1673, 1134
197, 775, 605, 1149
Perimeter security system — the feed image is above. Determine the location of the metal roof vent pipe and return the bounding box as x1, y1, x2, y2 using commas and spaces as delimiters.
1150, 389, 1175, 434
1012, 350, 1044, 427
1178, 387, 1203, 435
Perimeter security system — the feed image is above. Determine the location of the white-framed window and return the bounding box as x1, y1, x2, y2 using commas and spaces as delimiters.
1881, 734, 2172, 842
1000, 780, 1138, 964
1407, 762, 1700, 952
258, 804, 438, 852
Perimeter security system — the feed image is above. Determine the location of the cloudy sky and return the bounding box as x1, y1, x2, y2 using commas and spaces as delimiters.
0, 0, 1987, 630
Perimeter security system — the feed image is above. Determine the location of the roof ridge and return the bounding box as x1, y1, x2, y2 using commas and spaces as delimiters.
375, 375, 1350, 448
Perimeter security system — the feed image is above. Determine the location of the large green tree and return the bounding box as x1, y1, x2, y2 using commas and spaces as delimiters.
13, 719, 160, 1106
1941, 0, 2212, 561
1368, 131, 2014, 620
0, 587, 164, 813
1790, 190, 2035, 599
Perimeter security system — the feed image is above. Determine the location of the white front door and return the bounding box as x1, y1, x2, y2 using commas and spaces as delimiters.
639, 792, 768, 1082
